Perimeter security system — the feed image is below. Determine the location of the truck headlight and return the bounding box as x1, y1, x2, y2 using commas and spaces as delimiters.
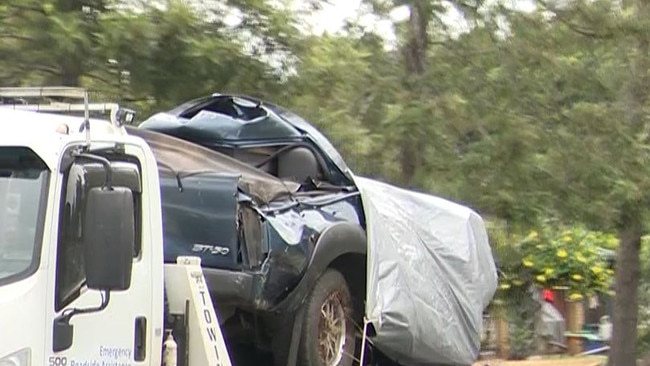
0, 348, 31, 366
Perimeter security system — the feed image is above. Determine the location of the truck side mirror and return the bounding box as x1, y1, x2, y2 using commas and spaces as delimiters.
83, 186, 135, 291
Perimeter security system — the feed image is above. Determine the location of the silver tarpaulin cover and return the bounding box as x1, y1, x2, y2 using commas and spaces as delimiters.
355, 177, 498, 366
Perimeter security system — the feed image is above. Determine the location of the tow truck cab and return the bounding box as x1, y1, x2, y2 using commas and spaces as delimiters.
0, 88, 165, 366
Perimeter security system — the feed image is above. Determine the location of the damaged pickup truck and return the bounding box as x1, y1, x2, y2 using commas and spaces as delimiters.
127, 93, 498, 366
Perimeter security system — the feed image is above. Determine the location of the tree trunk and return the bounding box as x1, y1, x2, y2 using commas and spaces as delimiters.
398, 140, 418, 187
404, 2, 428, 78
608, 213, 642, 366
608, 0, 650, 362
60, 62, 82, 87
399, 1, 430, 186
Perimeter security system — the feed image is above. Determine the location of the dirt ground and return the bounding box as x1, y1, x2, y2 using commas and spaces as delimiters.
472, 356, 607, 366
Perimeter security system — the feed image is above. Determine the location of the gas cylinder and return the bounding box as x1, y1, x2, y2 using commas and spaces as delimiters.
163, 330, 178, 366
598, 315, 612, 341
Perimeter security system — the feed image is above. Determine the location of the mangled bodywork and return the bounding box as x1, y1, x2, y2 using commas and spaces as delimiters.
127, 127, 365, 315
131, 94, 498, 365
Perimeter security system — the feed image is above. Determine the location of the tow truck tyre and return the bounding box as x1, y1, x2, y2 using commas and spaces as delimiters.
299, 268, 356, 366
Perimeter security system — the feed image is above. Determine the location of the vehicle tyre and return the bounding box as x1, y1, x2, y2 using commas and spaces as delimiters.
298, 268, 356, 366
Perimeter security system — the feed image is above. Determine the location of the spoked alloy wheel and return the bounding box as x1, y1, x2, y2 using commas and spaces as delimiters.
318, 292, 347, 366
298, 268, 356, 366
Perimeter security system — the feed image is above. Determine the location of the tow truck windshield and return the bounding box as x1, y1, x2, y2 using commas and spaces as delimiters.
0, 147, 49, 285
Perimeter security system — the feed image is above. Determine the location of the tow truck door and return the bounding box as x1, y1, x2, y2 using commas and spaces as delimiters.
44, 154, 155, 366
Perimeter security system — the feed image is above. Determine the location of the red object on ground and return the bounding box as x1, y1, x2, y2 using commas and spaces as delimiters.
543, 289, 554, 302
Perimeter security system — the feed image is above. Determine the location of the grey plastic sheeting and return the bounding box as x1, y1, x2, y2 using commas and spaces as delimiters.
355, 176, 498, 366
537, 301, 566, 345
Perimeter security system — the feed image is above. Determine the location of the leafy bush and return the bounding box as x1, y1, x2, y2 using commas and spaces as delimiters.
500, 223, 616, 301
487, 219, 540, 358
487, 220, 618, 358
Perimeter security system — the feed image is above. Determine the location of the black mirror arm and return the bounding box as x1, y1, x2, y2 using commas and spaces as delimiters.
53, 290, 111, 352
56, 290, 111, 325
73, 152, 114, 190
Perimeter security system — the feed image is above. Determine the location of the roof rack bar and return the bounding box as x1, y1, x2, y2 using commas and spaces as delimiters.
0, 86, 92, 145
0, 86, 89, 100
0, 86, 135, 136
0, 102, 119, 113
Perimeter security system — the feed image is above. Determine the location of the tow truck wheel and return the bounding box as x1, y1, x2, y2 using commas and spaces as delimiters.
299, 268, 355, 366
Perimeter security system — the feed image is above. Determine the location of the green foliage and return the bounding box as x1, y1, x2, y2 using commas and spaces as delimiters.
508, 306, 538, 360
0, 0, 110, 86
489, 220, 616, 305
517, 224, 616, 299
283, 37, 374, 152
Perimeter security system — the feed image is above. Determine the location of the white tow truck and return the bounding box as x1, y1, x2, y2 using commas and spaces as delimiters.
0, 87, 237, 366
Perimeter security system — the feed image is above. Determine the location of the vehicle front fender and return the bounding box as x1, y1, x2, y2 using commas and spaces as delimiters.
267, 221, 367, 315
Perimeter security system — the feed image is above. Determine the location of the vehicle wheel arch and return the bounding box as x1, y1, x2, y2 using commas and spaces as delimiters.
309, 221, 367, 311
269, 221, 367, 315
266, 222, 367, 366
302, 222, 368, 325
327, 252, 367, 322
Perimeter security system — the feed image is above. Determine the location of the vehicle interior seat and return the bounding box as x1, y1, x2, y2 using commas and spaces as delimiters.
277, 147, 322, 183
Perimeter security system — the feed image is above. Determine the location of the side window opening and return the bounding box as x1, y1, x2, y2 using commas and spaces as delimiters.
54, 163, 86, 311
54, 152, 142, 312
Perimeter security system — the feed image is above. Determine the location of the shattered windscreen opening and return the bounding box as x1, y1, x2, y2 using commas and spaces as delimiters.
146, 96, 303, 142
264, 103, 354, 181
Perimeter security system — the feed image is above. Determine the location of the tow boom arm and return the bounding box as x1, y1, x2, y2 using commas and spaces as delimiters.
164, 256, 233, 366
